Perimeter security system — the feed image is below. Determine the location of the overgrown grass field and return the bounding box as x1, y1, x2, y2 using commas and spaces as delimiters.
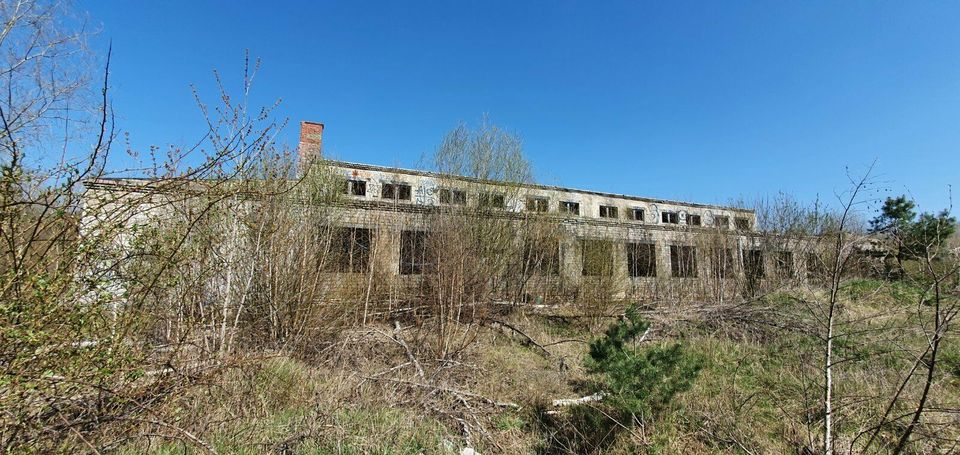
115, 279, 959, 454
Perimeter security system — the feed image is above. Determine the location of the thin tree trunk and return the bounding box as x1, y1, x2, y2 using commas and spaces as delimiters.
824, 307, 834, 454
821, 164, 873, 454
892, 273, 943, 454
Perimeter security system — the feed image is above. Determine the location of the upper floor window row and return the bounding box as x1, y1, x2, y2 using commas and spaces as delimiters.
661, 211, 711, 227
339, 176, 740, 225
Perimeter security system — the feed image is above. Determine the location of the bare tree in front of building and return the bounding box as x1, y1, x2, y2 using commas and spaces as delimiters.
415, 119, 537, 358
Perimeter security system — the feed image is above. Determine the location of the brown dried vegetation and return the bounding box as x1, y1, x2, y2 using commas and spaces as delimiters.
1, 2, 958, 453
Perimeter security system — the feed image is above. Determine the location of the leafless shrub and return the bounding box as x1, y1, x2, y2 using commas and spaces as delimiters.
409, 119, 559, 358
0, 0, 354, 443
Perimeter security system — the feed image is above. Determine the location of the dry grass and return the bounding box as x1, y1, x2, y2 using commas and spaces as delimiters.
106, 279, 959, 454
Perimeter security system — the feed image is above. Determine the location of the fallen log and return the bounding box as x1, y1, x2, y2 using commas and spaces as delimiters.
551, 393, 604, 407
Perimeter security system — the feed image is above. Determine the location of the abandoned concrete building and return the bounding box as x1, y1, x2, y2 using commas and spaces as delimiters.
84, 120, 814, 303
293, 121, 813, 300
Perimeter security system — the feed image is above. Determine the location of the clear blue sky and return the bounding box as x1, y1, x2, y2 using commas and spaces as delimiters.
82, 1, 960, 213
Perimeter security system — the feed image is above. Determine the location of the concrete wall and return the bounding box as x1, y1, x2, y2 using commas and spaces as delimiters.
83, 162, 817, 304
315, 161, 814, 301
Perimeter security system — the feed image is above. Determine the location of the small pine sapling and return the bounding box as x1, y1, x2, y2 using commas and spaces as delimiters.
585, 304, 703, 424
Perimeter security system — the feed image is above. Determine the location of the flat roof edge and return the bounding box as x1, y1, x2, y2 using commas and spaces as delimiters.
83, 159, 755, 214
324, 159, 754, 214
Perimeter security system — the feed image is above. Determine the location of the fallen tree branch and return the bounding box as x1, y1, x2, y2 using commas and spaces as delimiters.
541, 339, 587, 348
363, 376, 520, 410
374, 322, 425, 380
483, 318, 552, 359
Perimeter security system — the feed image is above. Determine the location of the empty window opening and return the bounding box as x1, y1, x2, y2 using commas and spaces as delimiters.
662, 211, 679, 224
710, 248, 733, 279
343, 179, 367, 196
629, 208, 645, 221
627, 243, 657, 277
775, 251, 795, 278
670, 245, 698, 277
735, 217, 751, 230
438, 188, 466, 205
330, 227, 371, 273
806, 252, 824, 279
687, 214, 702, 226
599, 205, 618, 219
743, 249, 764, 279
400, 230, 432, 275
526, 197, 549, 212
382, 182, 412, 201
582, 239, 613, 276
479, 192, 505, 209
714, 215, 730, 229
560, 201, 580, 215
523, 238, 559, 275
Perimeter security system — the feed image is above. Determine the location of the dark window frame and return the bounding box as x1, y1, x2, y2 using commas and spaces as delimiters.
735, 217, 751, 231
560, 201, 580, 215
344, 179, 367, 197
581, 239, 613, 276
523, 238, 560, 275
629, 208, 645, 221
710, 247, 733, 279
400, 230, 433, 275
714, 215, 730, 229
478, 192, 506, 209
330, 227, 372, 273
775, 251, 795, 278
438, 188, 466, 205
382, 182, 412, 201
627, 242, 657, 277
670, 245, 698, 277
687, 214, 702, 226
806, 252, 825, 279
526, 197, 549, 212
743, 249, 764, 279
599, 205, 619, 219
662, 211, 679, 224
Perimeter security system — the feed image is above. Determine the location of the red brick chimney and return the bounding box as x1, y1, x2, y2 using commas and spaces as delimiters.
298, 121, 324, 170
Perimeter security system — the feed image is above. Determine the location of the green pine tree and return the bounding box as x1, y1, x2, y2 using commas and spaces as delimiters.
585, 304, 703, 424
871, 196, 956, 276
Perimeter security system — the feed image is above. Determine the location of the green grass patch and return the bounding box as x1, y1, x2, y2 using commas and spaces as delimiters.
494, 411, 527, 431
842, 279, 886, 300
